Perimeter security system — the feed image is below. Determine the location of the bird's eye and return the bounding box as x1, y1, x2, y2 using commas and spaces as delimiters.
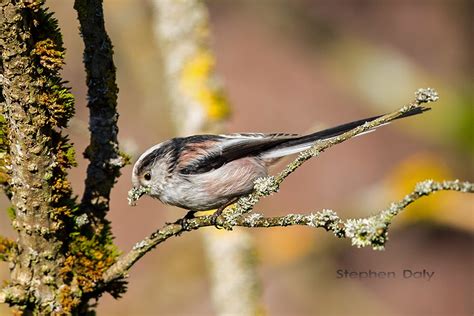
144, 172, 151, 181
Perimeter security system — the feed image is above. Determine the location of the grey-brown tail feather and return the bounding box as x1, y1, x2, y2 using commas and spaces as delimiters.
261, 107, 430, 159
294, 106, 430, 145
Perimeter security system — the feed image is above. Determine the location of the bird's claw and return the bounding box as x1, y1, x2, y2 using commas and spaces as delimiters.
210, 212, 224, 229
167, 210, 196, 230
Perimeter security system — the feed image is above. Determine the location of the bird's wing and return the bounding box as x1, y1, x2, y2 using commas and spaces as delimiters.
176, 133, 298, 174
177, 106, 431, 174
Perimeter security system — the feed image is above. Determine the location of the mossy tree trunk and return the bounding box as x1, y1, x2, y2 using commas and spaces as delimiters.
0, 1, 125, 314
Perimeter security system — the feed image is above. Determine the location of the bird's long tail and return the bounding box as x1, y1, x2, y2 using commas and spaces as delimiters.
260, 107, 430, 159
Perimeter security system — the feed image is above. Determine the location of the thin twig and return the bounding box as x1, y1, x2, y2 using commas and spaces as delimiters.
220, 88, 439, 226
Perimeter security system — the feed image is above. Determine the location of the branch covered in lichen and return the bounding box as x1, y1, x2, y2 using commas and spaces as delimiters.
0, 63, 10, 198
220, 88, 439, 225
105, 179, 473, 283
0, 112, 11, 199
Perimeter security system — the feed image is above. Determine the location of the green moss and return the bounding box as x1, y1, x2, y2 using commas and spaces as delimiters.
63, 233, 121, 294
118, 150, 132, 166
47, 134, 78, 220
6, 206, 15, 221
35, 77, 75, 129
27, 7, 75, 130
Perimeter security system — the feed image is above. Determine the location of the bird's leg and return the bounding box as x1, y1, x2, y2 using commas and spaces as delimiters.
168, 210, 196, 230
210, 205, 226, 227
211, 197, 240, 227
183, 210, 197, 220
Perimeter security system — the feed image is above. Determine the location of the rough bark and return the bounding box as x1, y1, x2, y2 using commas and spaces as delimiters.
0, 1, 77, 313
73, 0, 128, 299
74, 0, 127, 230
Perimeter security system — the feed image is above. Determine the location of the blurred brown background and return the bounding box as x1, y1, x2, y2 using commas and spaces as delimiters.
1, 0, 473, 315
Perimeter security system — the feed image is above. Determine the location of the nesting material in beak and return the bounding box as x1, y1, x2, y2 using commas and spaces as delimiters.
128, 186, 151, 206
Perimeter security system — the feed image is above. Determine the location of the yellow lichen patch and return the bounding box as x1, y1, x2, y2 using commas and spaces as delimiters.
12, 308, 24, 316
58, 285, 80, 315
51, 178, 72, 202
0, 237, 16, 261
32, 39, 64, 71
23, 0, 44, 11
61, 235, 119, 295
53, 206, 72, 218
180, 50, 231, 120
36, 83, 75, 128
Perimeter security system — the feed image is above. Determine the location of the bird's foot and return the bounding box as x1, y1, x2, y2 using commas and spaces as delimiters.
210, 209, 224, 229
167, 211, 196, 230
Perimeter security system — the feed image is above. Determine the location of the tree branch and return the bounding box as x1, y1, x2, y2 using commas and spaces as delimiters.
71, 0, 129, 303
74, 0, 127, 229
105, 179, 473, 283
219, 88, 439, 225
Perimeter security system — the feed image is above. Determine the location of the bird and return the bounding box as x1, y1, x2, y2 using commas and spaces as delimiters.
131, 107, 429, 224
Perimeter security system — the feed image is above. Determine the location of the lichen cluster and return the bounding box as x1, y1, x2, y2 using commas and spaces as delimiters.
128, 185, 151, 206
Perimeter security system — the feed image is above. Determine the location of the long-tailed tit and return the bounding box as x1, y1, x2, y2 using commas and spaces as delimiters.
130, 107, 429, 222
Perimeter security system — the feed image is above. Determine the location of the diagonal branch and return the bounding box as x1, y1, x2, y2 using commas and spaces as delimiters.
104, 179, 473, 283
220, 88, 439, 225
74, 0, 127, 228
